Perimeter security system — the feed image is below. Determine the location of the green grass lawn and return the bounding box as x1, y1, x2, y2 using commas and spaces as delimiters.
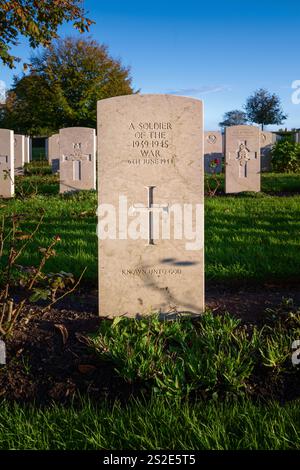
205, 172, 300, 194
1, 172, 300, 450
206, 195, 300, 280
2, 189, 98, 282
0, 397, 299, 450
0, 173, 299, 284
262, 173, 300, 192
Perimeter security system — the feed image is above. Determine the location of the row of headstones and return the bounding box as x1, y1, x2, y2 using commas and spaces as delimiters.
0, 129, 31, 198
47, 125, 287, 197
2, 124, 298, 199
48, 124, 292, 196
204, 129, 278, 175
0, 127, 96, 197
0, 96, 299, 316
205, 129, 300, 175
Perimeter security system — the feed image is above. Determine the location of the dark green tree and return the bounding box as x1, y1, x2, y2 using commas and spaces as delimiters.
245, 88, 287, 130
1, 37, 135, 134
219, 109, 248, 128
0, 0, 93, 68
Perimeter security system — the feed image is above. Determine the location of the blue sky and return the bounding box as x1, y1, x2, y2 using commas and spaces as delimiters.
1, 0, 300, 130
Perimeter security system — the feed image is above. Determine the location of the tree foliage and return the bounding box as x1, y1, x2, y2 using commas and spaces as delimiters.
0, 37, 134, 134
0, 0, 93, 68
245, 88, 287, 130
219, 109, 248, 128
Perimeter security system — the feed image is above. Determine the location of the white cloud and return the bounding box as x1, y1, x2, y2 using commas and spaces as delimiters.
166, 85, 231, 96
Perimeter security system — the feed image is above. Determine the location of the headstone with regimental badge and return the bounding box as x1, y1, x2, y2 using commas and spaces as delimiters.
204, 131, 223, 173
225, 125, 261, 193
59, 127, 96, 193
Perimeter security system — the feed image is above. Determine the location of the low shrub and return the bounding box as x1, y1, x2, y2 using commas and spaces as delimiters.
91, 308, 300, 399
271, 138, 300, 173
91, 313, 261, 398
24, 162, 52, 176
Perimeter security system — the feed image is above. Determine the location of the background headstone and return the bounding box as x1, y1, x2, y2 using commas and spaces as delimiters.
24, 136, 30, 164
59, 127, 96, 194
48, 133, 60, 173
225, 125, 261, 193
0, 129, 14, 198
98, 94, 204, 317
260, 131, 276, 172
204, 131, 223, 173
29, 137, 33, 162
295, 131, 300, 144
0, 340, 6, 365
14, 134, 25, 171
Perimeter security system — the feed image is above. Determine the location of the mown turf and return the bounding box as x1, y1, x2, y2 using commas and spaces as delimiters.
205, 194, 300, 281
0, 173, 300, 284
205, 172, 300, 194
1, 190, 98, 282
0, 397, 299, 450
262, 173, 300, 193
0, 173, 299, 451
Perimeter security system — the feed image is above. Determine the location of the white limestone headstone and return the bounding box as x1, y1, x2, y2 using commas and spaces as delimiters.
97, 94, 204, 317
0, 129, 14, 198
14, 134, 25, 170
0, 340, 6, 365
225, 125, 261, 193
260, 131, 276, 172
24, 136, 30, 164
48, 133, 60, 173
204, 131, 223, 173
59, 127, 96, 193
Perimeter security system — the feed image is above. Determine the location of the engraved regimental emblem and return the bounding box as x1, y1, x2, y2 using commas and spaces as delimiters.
236, 141, 257, 178
207, 134, 217, 144
63, 142, 92, 161
236, 142, 250, 166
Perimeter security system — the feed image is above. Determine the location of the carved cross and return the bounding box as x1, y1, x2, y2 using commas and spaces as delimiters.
134, 186, 168, 245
